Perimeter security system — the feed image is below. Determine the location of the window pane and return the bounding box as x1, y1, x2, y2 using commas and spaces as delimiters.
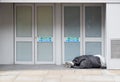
37, 43, 53, 61
85, 42, 101, 55
37, 6, 53, 62
64, 6, 80, 61
16, 42, 32, 61
65, 43, 80, 61
64, 6, 80, 37
37, 6, 53, 37
85, 6, 101, 37
16, 6, 32, 37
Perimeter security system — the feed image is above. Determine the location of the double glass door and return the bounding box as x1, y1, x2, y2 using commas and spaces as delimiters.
15, 4, 54, 64
62, 4, 104, 63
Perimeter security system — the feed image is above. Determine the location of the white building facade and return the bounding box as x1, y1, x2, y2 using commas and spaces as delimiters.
0, 0, 120, 69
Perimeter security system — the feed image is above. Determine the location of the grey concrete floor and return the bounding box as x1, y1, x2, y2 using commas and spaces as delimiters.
0, 65, 120, 82
0, 64, 68, 71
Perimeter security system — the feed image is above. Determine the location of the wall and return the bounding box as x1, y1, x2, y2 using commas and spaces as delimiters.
0, 0, 120, 3
106, 3, 120, 69
0, 4, 14, 64
55, 4, 62, 65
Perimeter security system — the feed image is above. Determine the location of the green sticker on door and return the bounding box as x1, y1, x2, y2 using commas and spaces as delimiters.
37, 37, 53, 42
65, 37, 80, 42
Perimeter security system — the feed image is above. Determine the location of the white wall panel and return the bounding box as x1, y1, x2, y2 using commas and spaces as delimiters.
0, 4, 13, 64
106, 3, 120, 69
55, 4, 62, 65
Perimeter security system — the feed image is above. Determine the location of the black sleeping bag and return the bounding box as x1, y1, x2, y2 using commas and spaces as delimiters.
71, 55, 101, 69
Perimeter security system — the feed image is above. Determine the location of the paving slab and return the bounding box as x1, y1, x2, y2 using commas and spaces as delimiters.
109, 70, 120, 75
20, 70, 48, 76
83, 75, 115, 81
0, 75, 16, 82
42, 78, 60, 82
74, 69, 103, 75
14, 75, 42, 82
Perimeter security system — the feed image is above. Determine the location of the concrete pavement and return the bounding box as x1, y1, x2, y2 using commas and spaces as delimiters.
0, 65, 120, 82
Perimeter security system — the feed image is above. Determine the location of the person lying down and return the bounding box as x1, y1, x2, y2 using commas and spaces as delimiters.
64, 55, 106, 69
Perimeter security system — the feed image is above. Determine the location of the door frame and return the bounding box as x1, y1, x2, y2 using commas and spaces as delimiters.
14, 4, 35, 64
62, 3, 105, 63
35, 4, 55, 64
15, 3, 55, 64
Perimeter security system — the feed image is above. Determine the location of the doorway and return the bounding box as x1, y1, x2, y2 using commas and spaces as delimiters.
62, 4, 104, 63
15, 4, 55, 64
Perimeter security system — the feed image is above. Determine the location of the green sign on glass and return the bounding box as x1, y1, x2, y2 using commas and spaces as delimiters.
37, 37, 52, 42
65, 37, 80, 42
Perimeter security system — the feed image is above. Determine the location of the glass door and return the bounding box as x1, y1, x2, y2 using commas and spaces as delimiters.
62, 4, 82, 63
35, 4, 55, 64
83, 4, 104, 56
15, 4, 34, 64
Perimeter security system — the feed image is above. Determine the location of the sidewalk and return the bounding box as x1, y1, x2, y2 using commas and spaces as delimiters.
0, 65, 120, 82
